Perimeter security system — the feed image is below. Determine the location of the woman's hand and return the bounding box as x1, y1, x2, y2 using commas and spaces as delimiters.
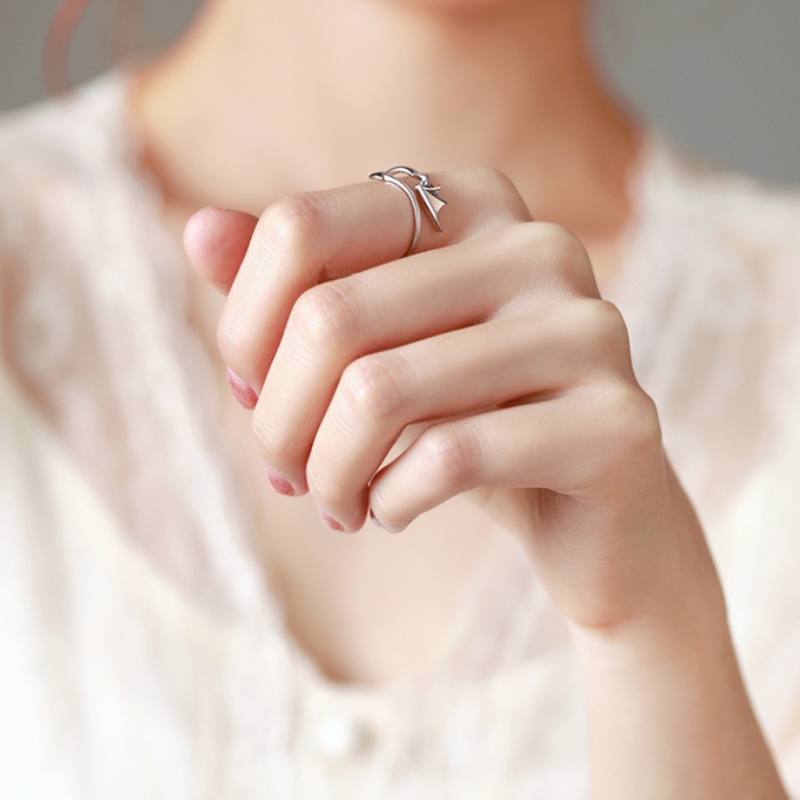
184, 168, 716, 635
185, 170, 790, 799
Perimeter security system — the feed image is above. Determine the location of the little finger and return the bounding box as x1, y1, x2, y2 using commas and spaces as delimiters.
367, 386, 660, 532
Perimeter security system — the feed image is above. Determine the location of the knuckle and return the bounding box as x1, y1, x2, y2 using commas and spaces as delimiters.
575, 299, 630, 357
465, 166, 531, 222
340, 353, 409, 421
502, 222, 595, 294
536, 223, 595, 290
551, 224, 589, 261
532, 221, 582, 252
418, 424, 482, 492
600, 384, 662, 460
291, 282, 362, 351
626, 392, 662, 452
465, 166, 514, 196
259, 192, 324, 253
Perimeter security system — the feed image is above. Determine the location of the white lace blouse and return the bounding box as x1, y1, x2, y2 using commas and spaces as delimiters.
1, 73, 800, 799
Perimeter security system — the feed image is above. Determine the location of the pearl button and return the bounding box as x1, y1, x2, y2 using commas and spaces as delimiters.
313, 713, 370, 762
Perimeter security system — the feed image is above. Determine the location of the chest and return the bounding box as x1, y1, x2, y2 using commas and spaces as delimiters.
217, 373, 502, 684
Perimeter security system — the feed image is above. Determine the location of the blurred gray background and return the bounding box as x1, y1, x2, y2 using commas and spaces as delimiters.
0, 0, 798, 184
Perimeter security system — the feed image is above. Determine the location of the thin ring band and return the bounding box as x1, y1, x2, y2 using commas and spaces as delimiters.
369, 166, 447, 257
370, 171, 422, 257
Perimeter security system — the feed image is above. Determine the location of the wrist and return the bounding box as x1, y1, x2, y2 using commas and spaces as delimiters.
571, 467, 727, 664
571, 584, 788, 800
568, 548, 729, 669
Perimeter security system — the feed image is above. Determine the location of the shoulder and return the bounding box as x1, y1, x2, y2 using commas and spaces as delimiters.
662, 143, 800, 367
0, 72, 156, 398
637, 134, 800, 280
623, 134, 800, 377
618, 137, 800, 520
0, 70, 133, 173
0, 71, 138, 255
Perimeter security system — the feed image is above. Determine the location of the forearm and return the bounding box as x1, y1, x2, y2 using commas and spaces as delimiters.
571, 601, 789, 800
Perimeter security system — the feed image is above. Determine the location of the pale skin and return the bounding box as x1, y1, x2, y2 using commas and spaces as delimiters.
128, 0, 789, 795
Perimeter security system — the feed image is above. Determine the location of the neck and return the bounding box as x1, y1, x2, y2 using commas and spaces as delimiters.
132, 0, 641, 241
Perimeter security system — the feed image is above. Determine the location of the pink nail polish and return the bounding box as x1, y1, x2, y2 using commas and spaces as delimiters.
264, 465, 295, 496
318, 507, 345, 532
226, 367, 258, 409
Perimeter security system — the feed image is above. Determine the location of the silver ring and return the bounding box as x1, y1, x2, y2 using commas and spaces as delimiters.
369, 166, 446, 257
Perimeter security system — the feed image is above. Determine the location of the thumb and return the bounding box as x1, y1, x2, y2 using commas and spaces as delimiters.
183, 207, 259, 294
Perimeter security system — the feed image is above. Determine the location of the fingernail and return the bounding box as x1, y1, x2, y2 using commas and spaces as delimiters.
318, 506, 345, 532
369, 509, 386, 530
226, 367, 258, 409
264, 465, 295, 496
